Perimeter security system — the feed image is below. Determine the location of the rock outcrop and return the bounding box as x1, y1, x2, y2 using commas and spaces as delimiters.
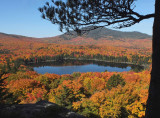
0, 100, 86, 118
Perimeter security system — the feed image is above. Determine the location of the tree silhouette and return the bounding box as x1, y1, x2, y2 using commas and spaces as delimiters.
39, 0, 158, 117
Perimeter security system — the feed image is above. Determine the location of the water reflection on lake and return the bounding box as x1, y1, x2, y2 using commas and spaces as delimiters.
28, 60, 143, 75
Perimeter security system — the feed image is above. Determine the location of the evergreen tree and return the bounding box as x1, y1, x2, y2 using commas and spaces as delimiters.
106, 74, 125, 90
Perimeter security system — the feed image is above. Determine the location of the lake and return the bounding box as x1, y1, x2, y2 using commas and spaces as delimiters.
28, 59, 143, 75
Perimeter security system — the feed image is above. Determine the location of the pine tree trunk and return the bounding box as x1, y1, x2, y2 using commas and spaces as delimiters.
145, 0, 160, 117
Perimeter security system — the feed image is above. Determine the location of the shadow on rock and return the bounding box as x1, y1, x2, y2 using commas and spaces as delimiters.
0, 100, 86, 118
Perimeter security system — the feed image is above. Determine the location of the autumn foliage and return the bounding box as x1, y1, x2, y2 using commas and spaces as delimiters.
2, 70, 150, 118
0, 34, 151, 66
0, 34, 151, 117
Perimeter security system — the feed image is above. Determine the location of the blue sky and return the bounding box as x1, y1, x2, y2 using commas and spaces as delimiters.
0, 0, 155, 38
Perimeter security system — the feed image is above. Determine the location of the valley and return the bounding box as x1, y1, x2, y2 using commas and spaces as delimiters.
0, 28, 152, 118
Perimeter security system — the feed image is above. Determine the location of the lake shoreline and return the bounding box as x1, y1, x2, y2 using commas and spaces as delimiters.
28, 57, 147, 68
28, 58, 146, 74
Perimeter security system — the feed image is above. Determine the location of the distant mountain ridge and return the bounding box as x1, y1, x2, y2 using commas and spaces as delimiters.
60, 27, 152, 40
0, 32, 33, 39
0, 28, 152, 49
0, 27, 151, 41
